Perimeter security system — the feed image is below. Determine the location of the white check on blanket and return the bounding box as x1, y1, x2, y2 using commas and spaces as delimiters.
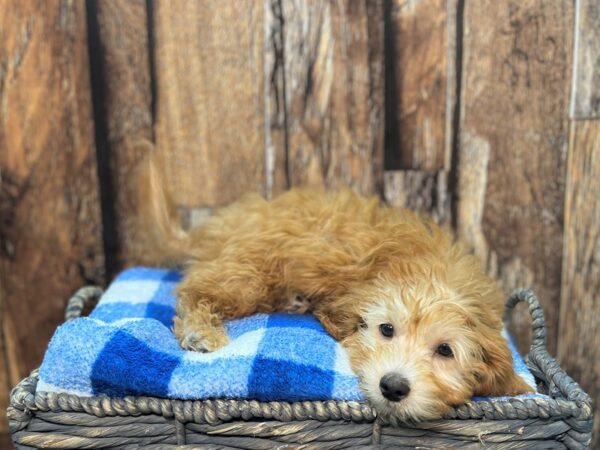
38, 267, 542, 403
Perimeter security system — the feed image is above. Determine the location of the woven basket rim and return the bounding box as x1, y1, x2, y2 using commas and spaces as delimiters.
8, 287, 593, 434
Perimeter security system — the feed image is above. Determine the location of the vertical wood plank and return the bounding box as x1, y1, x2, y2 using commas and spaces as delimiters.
386, 0, 454, 170
0, 0, 104, 395
383, 171, 450, 225
558, 121, 600, 449
153, 0, 280, 208
457, 0, 573, 354
0, 325, 9, 435
92, 0, 153, 269
283, 0, 385, 195
570, 0, 600, 119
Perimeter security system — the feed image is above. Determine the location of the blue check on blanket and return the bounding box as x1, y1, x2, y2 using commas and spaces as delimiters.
38, 267, 540, 402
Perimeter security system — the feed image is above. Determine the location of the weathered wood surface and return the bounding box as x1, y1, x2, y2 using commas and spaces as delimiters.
283, 0, 385, 194
153, 0, 274, 208
91, 0, 153, 272
386, 0, 453, 170
558, 121, 600, 449
0, 333, 8, 435
263, 0, 289, 200
456, 0, 573, 354
383, 171, 450, 225
570, 0, 600, 119
0, 0, 104, 414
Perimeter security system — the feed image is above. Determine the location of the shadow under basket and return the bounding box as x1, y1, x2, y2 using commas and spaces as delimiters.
8, 288, 593, 449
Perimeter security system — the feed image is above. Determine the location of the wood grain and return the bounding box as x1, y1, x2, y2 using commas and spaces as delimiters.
153, 0, 276, 208
570, 0, 600, 119
558, 121, 600, 449
386, 0, 453, 170
283, 0, 385, 194
93, 0, 153, 269
383, 170, 450, 225
457, 0, 573, 354
0, 0, 104, 393
0, 320, 8, 434
264, 0, 289, 198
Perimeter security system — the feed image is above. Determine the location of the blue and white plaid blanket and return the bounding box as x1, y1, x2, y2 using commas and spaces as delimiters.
38, 267, 539, 402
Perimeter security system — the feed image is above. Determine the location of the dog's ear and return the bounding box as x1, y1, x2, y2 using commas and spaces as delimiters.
314, 298, 362, 341
473, 327, 534, 397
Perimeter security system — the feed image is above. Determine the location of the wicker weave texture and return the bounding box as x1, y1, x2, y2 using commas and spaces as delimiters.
7, 288, 593, 449
9, 412, 585, 449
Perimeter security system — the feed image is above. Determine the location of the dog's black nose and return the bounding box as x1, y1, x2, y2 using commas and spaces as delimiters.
379, 373, 410, 402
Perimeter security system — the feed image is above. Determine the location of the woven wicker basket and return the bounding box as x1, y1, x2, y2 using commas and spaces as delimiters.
8, 288, 593, 449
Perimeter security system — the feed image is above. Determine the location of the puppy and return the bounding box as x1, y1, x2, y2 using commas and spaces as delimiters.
137, 156, 533, 421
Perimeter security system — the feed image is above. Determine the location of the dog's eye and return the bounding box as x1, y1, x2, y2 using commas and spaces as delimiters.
379, 323, 394, 338
436, 343, 454, 358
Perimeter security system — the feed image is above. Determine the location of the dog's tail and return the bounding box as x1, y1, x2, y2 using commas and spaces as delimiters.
135, 141, 196, 266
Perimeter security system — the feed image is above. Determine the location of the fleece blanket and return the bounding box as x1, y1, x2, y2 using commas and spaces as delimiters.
38, 267, 540, 402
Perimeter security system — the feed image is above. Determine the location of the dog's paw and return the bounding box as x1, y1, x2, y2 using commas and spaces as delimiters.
179, 331, 211, 352
173, 316, 230, 352
178, 329, 230, 353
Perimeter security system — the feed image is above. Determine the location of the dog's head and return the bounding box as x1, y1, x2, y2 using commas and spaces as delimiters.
316, 246, 533, 422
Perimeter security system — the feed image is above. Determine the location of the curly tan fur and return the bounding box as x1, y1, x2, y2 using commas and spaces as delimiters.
137, 154, 533, 421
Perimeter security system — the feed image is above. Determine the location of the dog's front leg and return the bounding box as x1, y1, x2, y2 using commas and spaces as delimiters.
173, 260, 273, 352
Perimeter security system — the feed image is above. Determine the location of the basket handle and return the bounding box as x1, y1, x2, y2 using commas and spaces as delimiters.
505, 288, 593, 409
64, 286, 104, 321
504, 288, 547, 353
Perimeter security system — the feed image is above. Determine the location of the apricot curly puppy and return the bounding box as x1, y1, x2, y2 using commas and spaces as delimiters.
138, 157, 532, 421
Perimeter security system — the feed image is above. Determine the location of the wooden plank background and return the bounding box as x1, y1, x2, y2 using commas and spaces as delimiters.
457, 0, 573, 356
0, 1, 105, 443
1, 0, 599, 447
